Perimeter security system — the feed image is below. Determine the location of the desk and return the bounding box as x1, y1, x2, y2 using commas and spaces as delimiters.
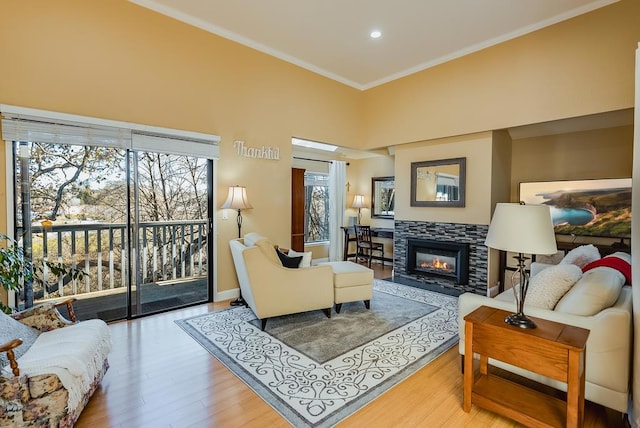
341, 226, 394, 261
463, 306, 589, 427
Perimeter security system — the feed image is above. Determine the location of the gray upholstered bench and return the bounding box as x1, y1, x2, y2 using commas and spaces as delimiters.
319, 261, 374, 313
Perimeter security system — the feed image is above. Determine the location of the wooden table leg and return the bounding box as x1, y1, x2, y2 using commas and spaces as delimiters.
566, 348, 583, 428
463, 322, 474, 412
579, 352, 586, 427
479, 355, 488, 376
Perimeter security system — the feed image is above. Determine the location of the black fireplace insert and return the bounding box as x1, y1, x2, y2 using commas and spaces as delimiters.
406, 238, 469, 284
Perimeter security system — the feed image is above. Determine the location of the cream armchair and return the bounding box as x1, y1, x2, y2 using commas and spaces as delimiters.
229, 235, 334, 330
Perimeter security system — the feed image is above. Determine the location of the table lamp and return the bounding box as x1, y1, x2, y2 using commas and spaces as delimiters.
351, 194, 366, 224
484, 202, 557, 328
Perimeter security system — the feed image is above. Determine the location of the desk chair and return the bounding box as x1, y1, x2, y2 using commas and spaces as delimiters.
342, 226, 358, 261
355, 225, 384, 268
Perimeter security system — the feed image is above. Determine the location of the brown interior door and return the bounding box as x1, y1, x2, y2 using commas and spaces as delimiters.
291, 168, 305, 251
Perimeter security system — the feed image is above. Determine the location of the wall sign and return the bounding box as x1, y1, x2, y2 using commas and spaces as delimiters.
234, 140, 280, 160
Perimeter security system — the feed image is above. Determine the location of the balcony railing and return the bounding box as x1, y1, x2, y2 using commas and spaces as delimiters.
20, 220, 209, 301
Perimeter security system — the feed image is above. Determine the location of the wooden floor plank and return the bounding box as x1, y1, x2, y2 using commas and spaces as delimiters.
76, 262, 627, 427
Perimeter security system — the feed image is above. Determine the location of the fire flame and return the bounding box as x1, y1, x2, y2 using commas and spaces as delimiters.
420, 258, 449, 270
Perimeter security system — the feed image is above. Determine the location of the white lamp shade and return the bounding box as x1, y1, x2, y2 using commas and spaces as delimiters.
485, 203, 557, 255
221, 186, 252, 210
352, 194, 366, 209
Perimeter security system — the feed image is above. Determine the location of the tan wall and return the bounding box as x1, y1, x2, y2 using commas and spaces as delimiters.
394, 132, 494, 225
490, 131, 513, 211
362, 0, 640, 149
510, 125, 634, 201
487, 130, 513, 290
0, 1, 362, 295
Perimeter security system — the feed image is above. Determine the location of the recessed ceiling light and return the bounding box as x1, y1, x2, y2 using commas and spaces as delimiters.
370, 30, 382, 39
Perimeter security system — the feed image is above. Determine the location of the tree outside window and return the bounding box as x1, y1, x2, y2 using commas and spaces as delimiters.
304, 172, 329, 243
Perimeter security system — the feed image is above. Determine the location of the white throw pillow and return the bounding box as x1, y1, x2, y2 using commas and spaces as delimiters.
525, 264, 582, 310
530, 262, 554, 277
559, 244, 601, 268
288, 249, 313, 268
555, 266, 625, 316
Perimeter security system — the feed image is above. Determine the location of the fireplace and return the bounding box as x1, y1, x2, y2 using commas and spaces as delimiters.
394, 221, 488, 294
406, 238, 469, 285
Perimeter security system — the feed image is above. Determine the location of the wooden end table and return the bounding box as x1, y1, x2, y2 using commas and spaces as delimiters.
463, 306, 589, 428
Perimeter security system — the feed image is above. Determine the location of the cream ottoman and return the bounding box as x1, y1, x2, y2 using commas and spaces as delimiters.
319, 261, 374, 313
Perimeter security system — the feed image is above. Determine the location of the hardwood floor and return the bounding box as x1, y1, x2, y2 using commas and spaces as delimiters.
77, 262, 627, 427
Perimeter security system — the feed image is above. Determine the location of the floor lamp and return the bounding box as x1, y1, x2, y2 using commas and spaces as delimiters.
221, 185, 252, 306
484, 202, 557, 328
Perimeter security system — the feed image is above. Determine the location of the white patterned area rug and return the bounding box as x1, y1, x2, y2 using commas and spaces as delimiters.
175, 279, 459, 427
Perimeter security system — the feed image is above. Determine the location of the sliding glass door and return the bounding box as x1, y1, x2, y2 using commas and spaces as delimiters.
12, 141, 213, 321
129, 150, 211, 317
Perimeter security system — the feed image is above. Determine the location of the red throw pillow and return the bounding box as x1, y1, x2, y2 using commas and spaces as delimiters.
582, 255, 632, 285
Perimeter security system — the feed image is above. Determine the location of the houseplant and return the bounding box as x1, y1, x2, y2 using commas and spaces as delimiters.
0, 233, 84, 313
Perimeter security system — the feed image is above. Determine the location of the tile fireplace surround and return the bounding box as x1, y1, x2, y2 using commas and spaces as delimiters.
394, 220, 489, 295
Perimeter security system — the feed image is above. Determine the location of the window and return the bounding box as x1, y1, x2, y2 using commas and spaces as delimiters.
2, 106, 219, 319
304, 172, 329, 243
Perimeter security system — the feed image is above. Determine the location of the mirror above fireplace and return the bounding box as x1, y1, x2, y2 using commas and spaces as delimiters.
410, 157, 466, 207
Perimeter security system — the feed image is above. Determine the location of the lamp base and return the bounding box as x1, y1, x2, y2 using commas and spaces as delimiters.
504, 312, 537, 329
230, 296, 246, 307
230, 289, 246, 307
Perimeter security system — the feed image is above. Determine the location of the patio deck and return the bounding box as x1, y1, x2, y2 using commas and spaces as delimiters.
46, 278, 209, 322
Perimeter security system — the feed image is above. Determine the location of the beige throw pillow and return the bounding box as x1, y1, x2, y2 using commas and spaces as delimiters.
525, 264, 582, 310
554, 266, 625, 316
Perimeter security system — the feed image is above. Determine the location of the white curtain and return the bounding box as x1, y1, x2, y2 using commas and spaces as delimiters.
630, 41, 640, 428
328, 161, 347, 261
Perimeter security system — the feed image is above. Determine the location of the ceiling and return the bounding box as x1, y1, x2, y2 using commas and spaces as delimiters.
130, 0, 619, 90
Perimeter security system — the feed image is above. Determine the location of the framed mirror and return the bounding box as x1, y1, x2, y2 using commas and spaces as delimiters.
410, 157, 466, 207
371, 176, 395, 218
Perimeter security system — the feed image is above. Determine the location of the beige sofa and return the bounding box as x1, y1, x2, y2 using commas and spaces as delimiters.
229, 234, 335, 330
458, 260, 632, 413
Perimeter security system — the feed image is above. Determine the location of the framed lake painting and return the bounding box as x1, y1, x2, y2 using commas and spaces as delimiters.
518, 178, 632, 239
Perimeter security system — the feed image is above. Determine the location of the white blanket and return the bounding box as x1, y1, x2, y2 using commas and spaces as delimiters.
11, 320, 112, 413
